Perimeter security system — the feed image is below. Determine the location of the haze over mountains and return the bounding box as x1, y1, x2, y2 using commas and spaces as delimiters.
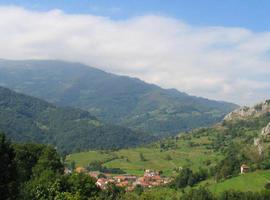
0, 59, 238, 136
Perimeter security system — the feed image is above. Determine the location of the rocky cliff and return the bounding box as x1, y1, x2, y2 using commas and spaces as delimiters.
224, 100, 270, 121
262, 122, 270, 137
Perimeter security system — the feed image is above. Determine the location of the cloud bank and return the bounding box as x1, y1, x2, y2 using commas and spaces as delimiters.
0, 6, 270, 105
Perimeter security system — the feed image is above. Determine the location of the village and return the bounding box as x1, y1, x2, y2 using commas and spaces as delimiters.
64, 163, 251, 191
66, 167, 171, 191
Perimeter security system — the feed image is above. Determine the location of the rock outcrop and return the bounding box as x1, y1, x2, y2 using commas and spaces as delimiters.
224, 100, 270, 121
261, 122, 270, 137
254, 138, 263, 155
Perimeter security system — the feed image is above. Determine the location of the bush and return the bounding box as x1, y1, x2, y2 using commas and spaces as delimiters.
264, 182, 270, 190
181, 187, 215, 200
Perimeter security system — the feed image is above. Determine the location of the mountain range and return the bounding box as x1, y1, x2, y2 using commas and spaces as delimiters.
0, 59, 238, 135
0, 86, 153, 153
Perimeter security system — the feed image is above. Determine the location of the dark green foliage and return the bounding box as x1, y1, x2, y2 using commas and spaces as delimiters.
87, 161, 126, 174
215, 144, 247, 181
264, 182, 270, 190
165, 154, 172, 160
22, 170, 100, 200
171, 167, 208, 189
0, 134, 100, 200
0, 134, 64, 200
98, 183, 125, 200
70, 160, 76, 171
65, 173, 100, 199
139, 152, 147, 161
219, 190, 270, 200
0, 86, 154, 153
0, 59, 237, 135
13, 143, 52, 183
134, 185, 144, 195
181, 187, 215, 200
173, 168, 193, 188
32, 146, 64, 176
0, 133, 18, 200
22, 170, 63, 200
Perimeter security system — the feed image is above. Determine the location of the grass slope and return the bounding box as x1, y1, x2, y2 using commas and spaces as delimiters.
201, 170, 270, 193
67, 109, 270, 171
66, 134, 222, 176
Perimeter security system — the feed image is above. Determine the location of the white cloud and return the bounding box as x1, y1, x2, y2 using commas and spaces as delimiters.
0, 6, 270, 105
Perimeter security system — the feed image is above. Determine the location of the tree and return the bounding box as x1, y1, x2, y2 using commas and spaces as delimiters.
172, 168, 193, 188
32, 146, 64, 176
98, 183, 125, 200
13, 143, 46, 183
22, 170, 62, 200
71, 161, 76, 171
139, 153, 147, 161
66, 173, 100, 199
0, 133, 18, 200
165, 154, 172, 161
134, 185, 144, 195
181, 187, 215, 200
265, 182, 270, 190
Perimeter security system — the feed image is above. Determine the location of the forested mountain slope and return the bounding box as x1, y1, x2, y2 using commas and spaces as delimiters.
0, 86, 153, 153
0, 59, 237, 135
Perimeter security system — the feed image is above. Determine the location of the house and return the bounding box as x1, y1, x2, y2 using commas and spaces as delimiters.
89, 171, 100, 179
114, 175, 127, 183
240, 164, 249, 174
64, 167, 72, 174
124, 175, 137, 181
116, 180, 129, 187
75, 167, 87, 173
96, 178, 108, 190
144, 169, 159, 177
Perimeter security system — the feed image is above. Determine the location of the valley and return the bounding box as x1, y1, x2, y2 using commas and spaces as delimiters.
1, 1, 270, 199
65, 100, 270, 194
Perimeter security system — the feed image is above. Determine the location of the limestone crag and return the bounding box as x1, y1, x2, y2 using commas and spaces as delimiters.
224, 100, 270, 121
262, 122, 270, 137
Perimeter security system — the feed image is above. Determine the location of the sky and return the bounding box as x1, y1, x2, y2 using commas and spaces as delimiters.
0, 0, 270, 105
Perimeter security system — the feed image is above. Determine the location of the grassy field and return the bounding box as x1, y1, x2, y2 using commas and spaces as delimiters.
66, 135, 222, 176
197, 170, 270, 194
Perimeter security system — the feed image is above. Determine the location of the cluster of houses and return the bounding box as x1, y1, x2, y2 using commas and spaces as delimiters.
94, 169, 171, 190
64, 164, 250, 191
67, 167, 171, 191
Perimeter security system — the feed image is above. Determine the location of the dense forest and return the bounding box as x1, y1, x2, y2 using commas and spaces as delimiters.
0, 86, 154, 153
0, 59, 237, 135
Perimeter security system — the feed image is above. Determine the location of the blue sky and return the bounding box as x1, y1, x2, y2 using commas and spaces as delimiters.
0, 1, 270, 105
1, 0, 270, 31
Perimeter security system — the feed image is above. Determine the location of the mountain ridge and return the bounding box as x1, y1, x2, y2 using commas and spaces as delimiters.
0, 59, 238, 135
0, 86, 154, 153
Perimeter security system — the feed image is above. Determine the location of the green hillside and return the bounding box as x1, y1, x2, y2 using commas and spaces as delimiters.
67, 101, 270, 193
0, 59, 237, 135
66, 130, 223, 176
0, 86, 153, 153
205, 170, 270, 193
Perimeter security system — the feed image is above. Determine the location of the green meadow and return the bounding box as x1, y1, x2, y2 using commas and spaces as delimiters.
210, 170, 270, 193
66, 135, 222, 176
197, 170, 270, 194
